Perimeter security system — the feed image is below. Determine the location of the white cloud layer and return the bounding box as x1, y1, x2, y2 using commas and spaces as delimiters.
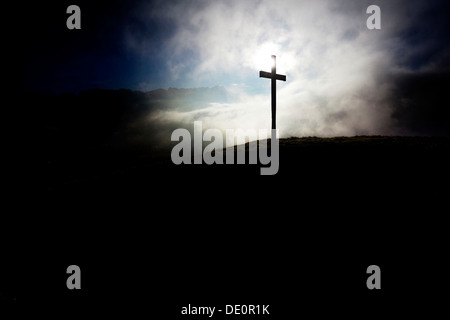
127, 0, 432, 138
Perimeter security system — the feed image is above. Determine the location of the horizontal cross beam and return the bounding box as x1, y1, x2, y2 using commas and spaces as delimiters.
259, 71, 286, 81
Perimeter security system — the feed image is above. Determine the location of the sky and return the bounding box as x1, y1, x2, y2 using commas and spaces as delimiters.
22, 0, 450, 137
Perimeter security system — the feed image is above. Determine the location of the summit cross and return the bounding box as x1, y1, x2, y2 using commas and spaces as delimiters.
259, 55, 286, 130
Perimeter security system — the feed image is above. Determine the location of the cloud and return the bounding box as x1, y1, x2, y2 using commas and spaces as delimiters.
125, 0, 450, 137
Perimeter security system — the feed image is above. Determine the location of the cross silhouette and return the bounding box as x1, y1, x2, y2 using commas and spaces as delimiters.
259, 55, 286, 130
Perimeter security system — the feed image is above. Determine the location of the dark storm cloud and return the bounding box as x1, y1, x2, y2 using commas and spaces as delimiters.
385, 0, 450, 136
20, 1, 141, 93
390, 71, 450, 136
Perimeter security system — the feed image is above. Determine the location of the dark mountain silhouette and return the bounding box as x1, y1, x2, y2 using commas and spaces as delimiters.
38, 86, 228, 155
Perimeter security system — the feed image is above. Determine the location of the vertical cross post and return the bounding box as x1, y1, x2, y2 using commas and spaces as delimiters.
271, 55, 276, 130
260, 55, 286, 130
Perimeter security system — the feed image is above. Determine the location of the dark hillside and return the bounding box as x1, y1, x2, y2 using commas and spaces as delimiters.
39, 135, 450, 318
